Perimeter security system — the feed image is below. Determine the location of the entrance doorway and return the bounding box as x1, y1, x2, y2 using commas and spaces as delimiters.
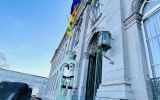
85, 51, 102, 100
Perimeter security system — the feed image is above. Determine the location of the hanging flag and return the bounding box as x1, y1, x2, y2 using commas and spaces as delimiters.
67, 27, 72, 36
66, 0, 81, 36
67, 21, 73, 36
71, 0, 80, 14
70, 7, 77, 23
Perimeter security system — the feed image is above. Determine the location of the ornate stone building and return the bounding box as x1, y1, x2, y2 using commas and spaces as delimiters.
45, 0, 160, 100
0, 68, 48, 99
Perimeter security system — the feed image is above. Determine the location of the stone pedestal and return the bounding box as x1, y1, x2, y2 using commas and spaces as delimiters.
96, 55, 134, 100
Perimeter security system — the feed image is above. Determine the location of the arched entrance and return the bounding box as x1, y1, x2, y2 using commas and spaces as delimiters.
85, 33, 102, 100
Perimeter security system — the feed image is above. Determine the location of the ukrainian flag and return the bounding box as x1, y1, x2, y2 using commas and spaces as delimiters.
70, 0, 80, 14
67, 21, 73, 36
67, 0, 81, 36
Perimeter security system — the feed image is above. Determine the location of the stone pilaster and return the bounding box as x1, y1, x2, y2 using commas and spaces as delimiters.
123, 12, 152, 100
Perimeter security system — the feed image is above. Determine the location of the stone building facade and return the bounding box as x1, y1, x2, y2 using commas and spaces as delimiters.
45, 0, 160, 100
0, 68, 48, 99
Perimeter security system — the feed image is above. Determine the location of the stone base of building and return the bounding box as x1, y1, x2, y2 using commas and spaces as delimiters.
95, 82, 135, 100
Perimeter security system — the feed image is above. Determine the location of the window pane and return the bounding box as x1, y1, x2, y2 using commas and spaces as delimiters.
153, 65, 160, 77
143, 1, 160, 14
147, 36, 160, 65
144, 19, 152, 39
154, 11, 160, 35
96, 4, 100, 18
144, 10, 160, 39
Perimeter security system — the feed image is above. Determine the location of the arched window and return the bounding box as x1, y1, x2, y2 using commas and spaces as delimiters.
142, 0, 160, 78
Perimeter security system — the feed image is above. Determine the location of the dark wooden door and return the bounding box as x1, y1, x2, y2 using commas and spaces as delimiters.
85, 51, 102, 100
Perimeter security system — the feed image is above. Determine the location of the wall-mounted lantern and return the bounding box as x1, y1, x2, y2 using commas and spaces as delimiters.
97, 31, 114, 64
98, 31, 111, 52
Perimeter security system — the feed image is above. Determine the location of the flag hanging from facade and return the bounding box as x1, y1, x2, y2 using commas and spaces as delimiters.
67, 0, 81, 36
67, 21, 73, 36
70, 7, 77, 22
70, 0, 80, 14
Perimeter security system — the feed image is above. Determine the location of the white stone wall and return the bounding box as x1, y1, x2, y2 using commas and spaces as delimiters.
76, 0, 151, 100
45, 0, 153, 100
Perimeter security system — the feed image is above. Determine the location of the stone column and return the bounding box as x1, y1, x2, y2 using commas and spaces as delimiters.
77, 52, 90, 100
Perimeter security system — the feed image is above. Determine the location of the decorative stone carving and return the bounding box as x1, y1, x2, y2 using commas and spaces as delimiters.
61, 51, 76, 89
131, 0, 145, 13
81, 52, 90, 60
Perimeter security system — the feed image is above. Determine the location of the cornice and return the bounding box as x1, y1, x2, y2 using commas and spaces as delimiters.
74, 0, 90, 24
0, 68, 48, 79
123, 12, 143, 29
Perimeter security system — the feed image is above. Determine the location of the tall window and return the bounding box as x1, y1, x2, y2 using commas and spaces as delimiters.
142, 0, 160, 78
73, 29, 79, 48
72, 17, 82, 48
64, 43, 68, 58
95, 0, 101, 19
75, 20, 82, 46
90, 0, 102, 26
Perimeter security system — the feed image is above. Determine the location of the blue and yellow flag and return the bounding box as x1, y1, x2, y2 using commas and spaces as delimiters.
71, 0, 80, 14
67, 0, 81, 36
70, 7, 77, 22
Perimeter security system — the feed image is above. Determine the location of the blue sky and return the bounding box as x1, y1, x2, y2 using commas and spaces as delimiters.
0, 0, 72, 77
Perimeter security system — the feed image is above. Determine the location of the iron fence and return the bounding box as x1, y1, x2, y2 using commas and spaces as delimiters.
151, 77, 160, 100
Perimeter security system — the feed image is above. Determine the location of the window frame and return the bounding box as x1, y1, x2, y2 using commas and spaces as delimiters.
90, 0, 102, 26
141, 0, 160, 78
73, 16, 83, 48
95, 0, 101, 19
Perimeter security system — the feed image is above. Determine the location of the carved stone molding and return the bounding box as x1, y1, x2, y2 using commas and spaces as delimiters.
131, 0, 145, 13
81, 52, 90, 60
123, 12, 143, 29
75, 0, 90, 23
